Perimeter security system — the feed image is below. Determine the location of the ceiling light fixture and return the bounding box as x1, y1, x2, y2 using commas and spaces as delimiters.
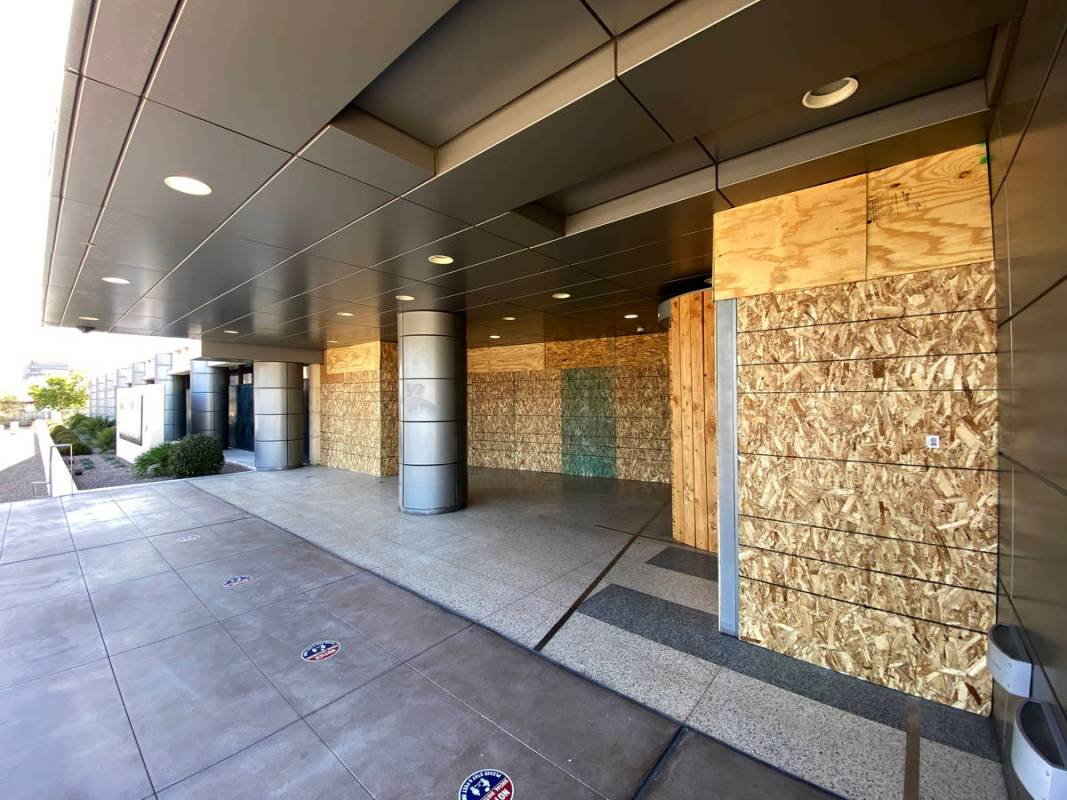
102, 276, 130, 285
427, 254, 453, 265
164, 175, 212, 195
223, 329, 239, 334
624, 313, 639, 320
501, 316, 516, 321
336, 311, 354, 317
395, 294, 415, 302
326, 339, 339, 344
802, 76, 858, 109
551, 292, 571, 300
489, 334, 501, 340
78, 316, 99, 321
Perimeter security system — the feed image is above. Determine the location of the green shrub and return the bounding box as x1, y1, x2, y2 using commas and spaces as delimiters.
67, 413, 89, 430
168, 434, 224, 478
133, 442, 174, 477
49, 424, 70, 437
93, 426, 117, 452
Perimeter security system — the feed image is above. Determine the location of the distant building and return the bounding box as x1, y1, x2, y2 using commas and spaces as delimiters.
22, 361, 71, 385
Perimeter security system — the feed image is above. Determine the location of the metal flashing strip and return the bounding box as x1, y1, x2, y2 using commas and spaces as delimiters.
715, 298, 739, 637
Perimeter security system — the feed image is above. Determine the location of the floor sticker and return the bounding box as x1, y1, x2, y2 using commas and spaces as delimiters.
301, 640, 341, 662
175, 534, 200, 543
459, 769, 514, 800
223, 575, 253, 587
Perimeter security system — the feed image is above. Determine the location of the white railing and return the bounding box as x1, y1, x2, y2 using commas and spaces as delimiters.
32, 420, 78, 497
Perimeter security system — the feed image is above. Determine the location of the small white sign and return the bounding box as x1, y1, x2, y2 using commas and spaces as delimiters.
925, 434, 940, 449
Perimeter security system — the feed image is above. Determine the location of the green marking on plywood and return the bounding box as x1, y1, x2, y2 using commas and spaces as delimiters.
561, 367, 616, 479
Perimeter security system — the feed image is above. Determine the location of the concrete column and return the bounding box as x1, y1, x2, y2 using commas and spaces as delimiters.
189, 361, 227, 442
104, 374, 116, 420
253, 362, 304, 470
131, 361, 146, 386
397, 311, 467, 514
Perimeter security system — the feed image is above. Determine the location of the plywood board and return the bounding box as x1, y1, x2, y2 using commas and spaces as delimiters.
669, 302, 685, 538
546, 337, 614, 369
689, 293, 709, 551
326, 341, 380, 374
713, 174, 867, 299
468, 343, 545, 373
867, 144, 993, 276
615, 332, 668, 365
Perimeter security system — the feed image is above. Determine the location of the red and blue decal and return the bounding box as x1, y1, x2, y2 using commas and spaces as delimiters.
222, 575, 253, 587
459, 769, 514, 800
301, 640, 341, 662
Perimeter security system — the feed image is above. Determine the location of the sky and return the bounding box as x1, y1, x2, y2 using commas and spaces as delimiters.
0, 3, 189, 395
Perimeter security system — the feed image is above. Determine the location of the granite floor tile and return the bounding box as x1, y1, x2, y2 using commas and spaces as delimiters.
596, 559, 718, 615
0, 591, 105, 689
111, 623, 299, 789
308, 665, 601, 800
157, 720, 370, 799
309, 572, 469, 660
78, 538, 171, 591
921, 736, 1008, 800
480, 593, 567, 647
412, 625, 678, 799
91, 570, 215, 654
222, 596, 398, 715
0, 551, 85, 610
68, 516, 145, 549
0, 660, 152, 800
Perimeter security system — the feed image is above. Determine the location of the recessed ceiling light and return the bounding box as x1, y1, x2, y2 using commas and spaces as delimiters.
78, 315, 99, 321
395, 294, 415, 301
223, 329, 239, 335
427, 254, 453, 265
501, 316, 516, 321
164, 175, 212, 195
102, 276, 130, 285
624, 313, 639, 320
551, 292, 571, 300
326, 339, 339, 344
336, 311, 354, 317
802, 76, 858, 109
489, 334, 501, 340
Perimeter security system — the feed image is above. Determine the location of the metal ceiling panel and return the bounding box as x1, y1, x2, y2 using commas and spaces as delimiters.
309, 269, 410, 305
540, 139, 713, 216
63, 79, 137, 208
310, 198, 467, 269
90, 206, 205, 271
302, 108, 435, 196
258, 295, 351, 325
471, 265, 603, 302
48, 72, 79, 204
583, 0, 675, 34
406, 46, 673, 223
617, 0, 1022, 142
526, 285, 648, 313
47, 256, 82, 294
372, 227, 522, 283
79, 258, 169, 296
108, 101, 288, 230
247, 254, 360, 298
65, 0, 92, 72
53, 200, 99, 259
84, 0, 178, 95
148, 0, 457, 151
356, 0, 609, 147
569, 229, 713, 277
477, 204, 564, 247
603, 254, 712, 294
220, 157, 392, 252
428, 250, 561, 294
177, 235, 294, 285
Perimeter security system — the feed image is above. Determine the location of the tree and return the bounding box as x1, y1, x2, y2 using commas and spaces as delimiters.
28, 374, 88, 417
0, 393, 22, 423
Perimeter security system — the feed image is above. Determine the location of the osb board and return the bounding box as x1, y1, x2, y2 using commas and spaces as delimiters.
546, 338, 614, 369
738, 353, 997, 394
739, 579, 990, 713
737, 390, 997, 469
468, 343, 545, 373
713, 174, 867, 299
735, 262, 994, 332
738, 453, 997, 551
737, 309, 996, 365
739, 516, 996, 592
867, 144, 993, 276
326, 341, 380, 374
615, 332, 668, 366
740, 546, 994, 631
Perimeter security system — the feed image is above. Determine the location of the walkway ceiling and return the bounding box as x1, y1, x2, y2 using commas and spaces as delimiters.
45, 0, 1023, 349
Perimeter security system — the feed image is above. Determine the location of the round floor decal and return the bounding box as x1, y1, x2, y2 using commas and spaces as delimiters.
175, 534, 200, 543
459, 769, 514, 800
222, 575, 253, 587
301, 640, 341, 662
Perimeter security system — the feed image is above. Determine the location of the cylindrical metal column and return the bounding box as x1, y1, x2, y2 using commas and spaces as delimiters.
398, 311, 467, 514
253, 362, 304, 470
189, 361, 227, 443
131, 361, 146, 386
153, 353, 184, 441
104, 373, 116, 420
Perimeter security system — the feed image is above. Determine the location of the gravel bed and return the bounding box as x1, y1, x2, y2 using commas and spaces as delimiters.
73, 452, 249, 491
0, 429, 48, 502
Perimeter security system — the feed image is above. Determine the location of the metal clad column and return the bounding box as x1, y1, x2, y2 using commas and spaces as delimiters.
104, 373, 116, 420
398, 311, 467, 514
189, 361, 227, 442
253, 362, 304, 470
716, 299, 740, 637
131, 361, 146, 386
156, 353, 185, 441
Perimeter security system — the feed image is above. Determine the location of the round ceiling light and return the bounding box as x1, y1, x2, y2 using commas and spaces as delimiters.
336, 311, 354, 317
501, 316, 516, 321
802, 76, 858, 109
395, 294, 415, 301
102, 276, 130, 285
326, 339, 339, 344
624, 313, 639, 320
223, 329, 239, 334
551, 292, 571, 300
78, 315, 99, 321
164, 175, 212, 195
489, 334, 501, 340
427, 254, 453, 265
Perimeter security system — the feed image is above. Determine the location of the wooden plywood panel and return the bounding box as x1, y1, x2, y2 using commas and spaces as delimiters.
738, 453, 998, 551
326, 341, 380, 374
738, 517, 996, 592
669, 301, 684, 539
689, 293, 708, 551
738, 390, 997, 469
678, 295, 696, 544
739, 579, 990, 713
546, 337, 614, 369
867, 144, 993, 277
713, 175, 867, 299
701, 292, 717, 553
615, 332, 668, 365
468, 343, 545, 372
735, 261, 994, 332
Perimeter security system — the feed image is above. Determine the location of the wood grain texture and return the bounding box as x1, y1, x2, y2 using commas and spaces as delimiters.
468, 343, 545, 373
321, 344, 398, 476
736, 261, 994, 332
867, 144, 993, 276
739, 579, 991, 713
615, 332, 668, 365
713, 174, 867, 299
326, 341, 380, 374
546, 337, 614, 369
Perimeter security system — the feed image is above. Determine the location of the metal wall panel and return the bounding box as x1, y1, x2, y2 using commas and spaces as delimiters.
188, 361, 227, 443
253, 361, 304, 470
